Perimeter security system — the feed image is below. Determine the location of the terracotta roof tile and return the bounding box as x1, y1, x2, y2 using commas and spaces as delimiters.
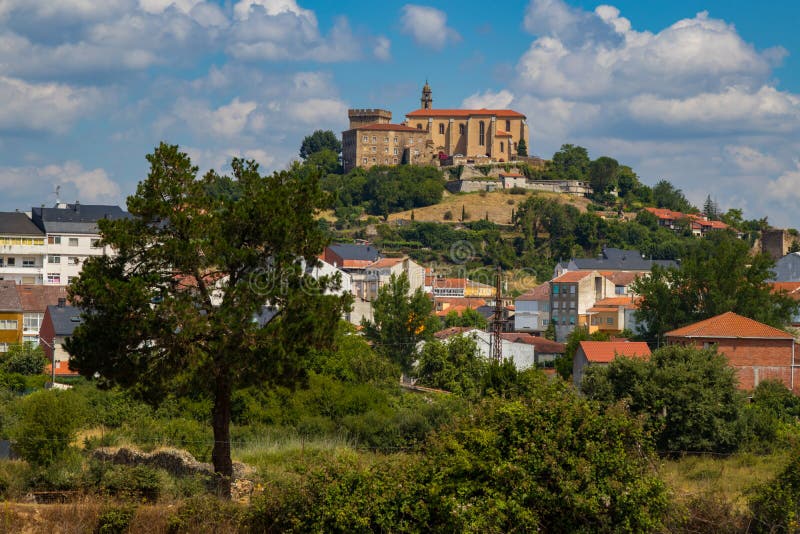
516, 282, 550, 301
494, 129, 512, 137
579, 341, 651, 363
665, 311, 794, 339
16, 284, 70, 312
406, 108, 526, 118
553, 271, 594, 283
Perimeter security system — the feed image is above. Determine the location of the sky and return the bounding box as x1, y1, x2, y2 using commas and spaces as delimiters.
2, 0, 800, 226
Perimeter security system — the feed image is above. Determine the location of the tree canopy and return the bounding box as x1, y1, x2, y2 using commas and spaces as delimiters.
66, 143, 350, 496
632, 230, 798, 345
549, 143, 590, 181
299, 129, 342, 160
652, 180, 694, 213
362, 272, 438, 374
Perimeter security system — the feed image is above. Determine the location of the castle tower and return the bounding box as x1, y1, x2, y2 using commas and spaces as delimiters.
347, 109, 392, 129
420, 80, 432, 110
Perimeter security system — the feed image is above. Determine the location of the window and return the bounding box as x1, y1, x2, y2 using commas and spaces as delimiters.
384, 159, 389, 164
393, 148, 398, 155
591, 317, 599, 325
0, 343, 7, 353
416, 124, 422, 130
393, 158, 398, 164
362, 135, 368, 142
362, 157, 367, 164
615, 286, 625, 295
6, 258, 14, 266
506, 119, 511, 131
414, 150, 419, 156
384, 136, 388, 143
459, 124, 465, 135
68, 256, 79, 265
394, 137, 398, 144
542, 303, 549, 312
68, 238, 79, 246
0, 320, 18, 330
372, 136, 377, 143
551, 315, 558, 325
48, 236, 61, 245
48, 255, 60, 264
384, 147, 389, 153
0, 258, 3, 266
553, 284, 559, 295
542, 319, 549, 326
47, 274, 61, 284
371, 157, 376, 163
22, 257, 35, 267
23, 313, 43, 332
607, 317, 613, 325
479, 121, 485, 145
570, 285, 576, 294
90, 239, 101, 248
438, 123, 445, 134
67, 276, 76, 284
500, 142, 504, 152
569, 315, 576, 325
371, 146, 376, 152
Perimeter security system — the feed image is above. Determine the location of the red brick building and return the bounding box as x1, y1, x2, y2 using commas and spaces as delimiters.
665, 312, 798, 393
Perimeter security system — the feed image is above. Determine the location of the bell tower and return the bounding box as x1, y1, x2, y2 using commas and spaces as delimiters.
420, 80, 432, 110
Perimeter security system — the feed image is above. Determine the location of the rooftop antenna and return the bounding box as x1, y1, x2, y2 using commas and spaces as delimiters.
50, 185, 61, 206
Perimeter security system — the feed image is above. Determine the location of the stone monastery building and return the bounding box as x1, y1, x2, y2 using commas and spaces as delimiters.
342, 82, 530, 172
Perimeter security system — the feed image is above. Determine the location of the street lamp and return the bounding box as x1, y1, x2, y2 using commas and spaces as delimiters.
38, 336, 56, 387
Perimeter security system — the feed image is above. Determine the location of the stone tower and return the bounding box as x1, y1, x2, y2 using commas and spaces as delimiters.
420, 80, 432, 110
347, 109, 392, 129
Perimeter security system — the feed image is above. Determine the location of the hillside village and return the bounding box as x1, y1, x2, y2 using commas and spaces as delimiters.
3, 83, 800, 531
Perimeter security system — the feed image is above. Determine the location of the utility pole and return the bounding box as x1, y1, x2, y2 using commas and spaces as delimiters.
490, 266, 504, 362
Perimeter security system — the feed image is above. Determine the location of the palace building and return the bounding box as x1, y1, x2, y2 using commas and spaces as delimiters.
342, 82, 530, 172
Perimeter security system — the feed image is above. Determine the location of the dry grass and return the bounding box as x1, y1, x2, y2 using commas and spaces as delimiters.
659, 451, 789, 513
387, 190, 591, 225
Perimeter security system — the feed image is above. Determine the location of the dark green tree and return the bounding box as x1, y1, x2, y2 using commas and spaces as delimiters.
362, 273, 438, 374
443, 307, 488, 329
549, 144, 590, 181
702, 194, 719, 220
582, 345, 744, 453
304, 148, 341, 175
516, 138, 528, 157
588, 156, 619, 196
616, 165, 639, 198
299, 129, 342, 160
65, 143, 350, 496
415, 335, 488, 397
652, 180, 694, 212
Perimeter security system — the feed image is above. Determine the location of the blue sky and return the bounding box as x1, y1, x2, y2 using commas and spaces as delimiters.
2, 0, 800, 226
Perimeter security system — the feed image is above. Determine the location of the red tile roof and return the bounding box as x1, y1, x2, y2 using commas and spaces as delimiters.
517, 282, 551, 301
665, 311, 794, 339
356, 123, 420, 132
406, 108, 526, 118
588, 296, 640, 311
15, 285, 69, 312
494, 129, 512, 137
552, 271, 594, 283
368, 257, 405, 269
771, 282, 800, 300
579, 341, 651, 363
603, 271, 643, 287
44, 360, 80, 377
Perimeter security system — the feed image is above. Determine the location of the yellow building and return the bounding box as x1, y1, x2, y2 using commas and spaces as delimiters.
404, 82, 530, 162
0, 281, 23, 352
343, 82, 531, 172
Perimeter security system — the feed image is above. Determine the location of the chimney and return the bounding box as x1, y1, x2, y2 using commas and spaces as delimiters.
74, 201, 80, 213
57, 298, 66, 307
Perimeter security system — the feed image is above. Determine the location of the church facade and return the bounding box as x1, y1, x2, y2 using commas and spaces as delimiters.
342, 82, 530, 172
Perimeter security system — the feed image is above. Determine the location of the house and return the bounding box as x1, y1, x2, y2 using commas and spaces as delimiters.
573, 340, 651, 388
550, 270, 616, 341
587, 296, 641, 336
644, 207, 737, 238
554, 247, 676, 278
31, 202, 129, 285
0, 212, 47, 284
323, 243, 380, 273
39, 301, 83, 376
514, 282, 550, 333
602, 271, 644, 296
433, 297, 487, 319
363, 257, 425, 301
665, 312, 798, 393
15, 284, 69, 345
771, 252, 800, 282
0, 281, 23, 353
432, 328, 564, 370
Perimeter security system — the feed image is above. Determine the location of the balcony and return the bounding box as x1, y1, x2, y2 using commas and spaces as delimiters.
0, 244, 46, 255
0, 266, 44, 275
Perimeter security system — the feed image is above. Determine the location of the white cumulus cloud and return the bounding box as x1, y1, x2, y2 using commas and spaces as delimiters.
0, 76, 101, 133
462, 89, 515, 109
400, 5, 460, 50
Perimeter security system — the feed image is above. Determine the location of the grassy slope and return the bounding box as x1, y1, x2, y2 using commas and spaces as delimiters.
387, 190, 591, 225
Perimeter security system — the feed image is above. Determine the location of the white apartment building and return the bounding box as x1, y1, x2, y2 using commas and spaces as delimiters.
31, 202, 128, 286
0, 212, 47, 285
514, 282, 550, 333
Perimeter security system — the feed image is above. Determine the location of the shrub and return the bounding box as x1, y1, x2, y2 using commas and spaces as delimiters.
9, 389, 87, 467
749, 451, 800, 533
508, 186, 528, 195
96, 506, 137, 534
99, 465, 161, 501
167, 496, 240, 534
1, 344, 47, 375
443, 210, 453, 221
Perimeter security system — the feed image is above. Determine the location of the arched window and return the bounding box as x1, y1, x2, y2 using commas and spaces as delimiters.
505, 119, 511, 131
479, 121, 485, 145
500, 142, 504, 153
439, 123, 445, 134
417, 123, 422, 130
459, 124, 465, 135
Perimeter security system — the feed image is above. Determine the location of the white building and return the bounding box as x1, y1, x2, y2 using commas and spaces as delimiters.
31, 202, 128, 285
514, 282, 550, 333
0, 212, 46, 284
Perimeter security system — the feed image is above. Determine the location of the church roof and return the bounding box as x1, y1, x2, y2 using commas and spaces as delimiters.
406, 108, 526, 119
